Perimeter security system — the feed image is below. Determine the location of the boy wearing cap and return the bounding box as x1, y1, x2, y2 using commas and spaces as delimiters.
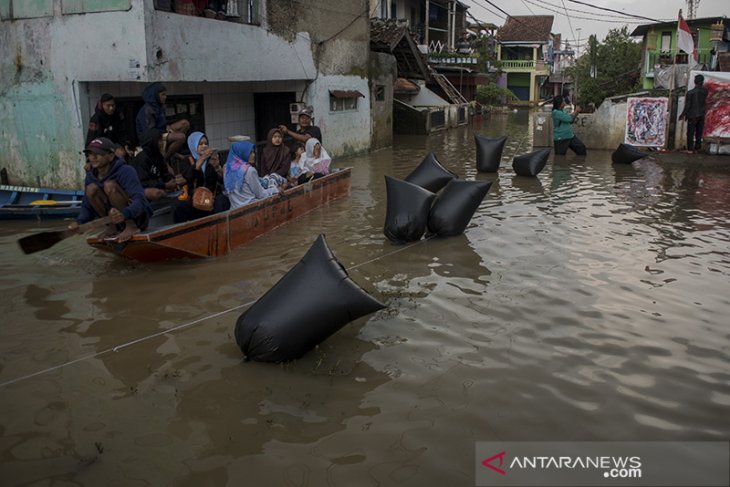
278, 106, 322, 146
69, 137, 152, 242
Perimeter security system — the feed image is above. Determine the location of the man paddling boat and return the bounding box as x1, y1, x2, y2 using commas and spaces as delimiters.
68, 137, 152, 243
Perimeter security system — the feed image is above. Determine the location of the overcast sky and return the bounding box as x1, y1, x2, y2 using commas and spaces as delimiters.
462, 0, 728, 51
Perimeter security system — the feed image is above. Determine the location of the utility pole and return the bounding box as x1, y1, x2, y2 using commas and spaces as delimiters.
686, 0, 699, 20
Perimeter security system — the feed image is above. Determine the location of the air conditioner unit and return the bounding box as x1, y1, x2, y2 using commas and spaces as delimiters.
290, 103, 305, 124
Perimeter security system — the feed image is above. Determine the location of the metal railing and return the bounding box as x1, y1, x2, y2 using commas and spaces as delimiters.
500, 60, 535, 69
644, 48, 713, 76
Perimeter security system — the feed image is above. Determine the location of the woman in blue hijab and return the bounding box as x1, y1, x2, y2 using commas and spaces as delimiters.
172, 131, 230, 223
224, 141, 283, 209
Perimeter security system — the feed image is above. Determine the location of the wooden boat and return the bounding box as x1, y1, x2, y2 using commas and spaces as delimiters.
0, 184, 84, 219
86, 168, 352, 262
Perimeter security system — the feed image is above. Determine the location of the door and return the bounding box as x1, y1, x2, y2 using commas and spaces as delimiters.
253, 92, 297, 144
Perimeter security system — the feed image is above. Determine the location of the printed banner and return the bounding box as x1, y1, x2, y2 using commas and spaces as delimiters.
625, 97, 668, 147
476, 442, 728, 486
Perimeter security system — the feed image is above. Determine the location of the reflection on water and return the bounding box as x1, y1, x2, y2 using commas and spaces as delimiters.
1, 112, 729, 485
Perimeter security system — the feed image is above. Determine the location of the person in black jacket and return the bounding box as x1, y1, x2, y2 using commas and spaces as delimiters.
131, 128, 185, 201
86, 94, 127, 147
679, 74, 709, 153
135, 82, 190, 164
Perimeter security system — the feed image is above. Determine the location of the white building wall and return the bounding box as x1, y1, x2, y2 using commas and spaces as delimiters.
304, 75, 372, 157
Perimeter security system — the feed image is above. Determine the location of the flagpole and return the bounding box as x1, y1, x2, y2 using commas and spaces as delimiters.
669, 10, 681, 150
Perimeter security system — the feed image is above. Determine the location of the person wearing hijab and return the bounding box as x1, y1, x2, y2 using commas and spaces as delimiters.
301, 138, 331, 177
260, 128, 291, 178
135, 82, 190, 164
172, 131, 229, 223
225, 141, 283, 209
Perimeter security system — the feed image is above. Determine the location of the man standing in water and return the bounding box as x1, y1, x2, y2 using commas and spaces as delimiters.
69, 137, 152, 242
679, 74, 709, 153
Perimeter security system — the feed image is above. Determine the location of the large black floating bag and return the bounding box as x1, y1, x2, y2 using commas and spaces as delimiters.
384, 175, 436, 244
235, 234, 385, 362
475, 135, 507, 173
512, 148, 551, 177
404, 152, 457, 193
612, 143, 646, 164
428, 179, 493, 236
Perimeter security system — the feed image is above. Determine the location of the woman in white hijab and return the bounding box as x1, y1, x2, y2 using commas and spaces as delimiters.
301, 138, 331, 177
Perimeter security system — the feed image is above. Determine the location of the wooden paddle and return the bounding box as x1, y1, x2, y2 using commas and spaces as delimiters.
18, 216, 113, 255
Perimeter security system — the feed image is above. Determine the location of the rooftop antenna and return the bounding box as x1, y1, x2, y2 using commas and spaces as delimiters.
686, 0, 699, 20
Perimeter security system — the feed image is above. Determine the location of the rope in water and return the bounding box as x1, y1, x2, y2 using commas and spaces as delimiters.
0, 236, 434, 389
2, 142, 522, 389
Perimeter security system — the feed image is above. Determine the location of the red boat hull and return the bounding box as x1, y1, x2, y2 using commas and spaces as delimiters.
87, 168, 351, 262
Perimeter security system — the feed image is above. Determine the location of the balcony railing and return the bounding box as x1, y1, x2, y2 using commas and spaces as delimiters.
501, 60, 535, 69
644, 48, 713, 76
154, 0, 260, 25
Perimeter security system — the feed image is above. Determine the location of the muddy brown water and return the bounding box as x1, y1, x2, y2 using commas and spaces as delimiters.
1, 111, 729, 486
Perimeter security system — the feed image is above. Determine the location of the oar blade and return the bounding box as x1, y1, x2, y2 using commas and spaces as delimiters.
18, 230, 70, 254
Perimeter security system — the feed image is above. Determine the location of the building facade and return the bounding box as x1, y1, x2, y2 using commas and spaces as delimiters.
630, 17, 730, 90
496, 15, 554, 105
0, 0, 371, 188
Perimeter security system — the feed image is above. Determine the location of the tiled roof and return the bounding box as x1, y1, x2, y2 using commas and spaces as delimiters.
498, 15, 553, 42
370, 18, 410, 51
394, 78, 419, 93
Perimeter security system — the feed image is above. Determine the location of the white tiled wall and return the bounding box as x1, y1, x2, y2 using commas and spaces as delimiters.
82, 80, 304, 150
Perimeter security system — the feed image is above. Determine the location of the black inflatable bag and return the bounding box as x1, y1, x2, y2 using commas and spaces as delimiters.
234, 235, 385, 362
404, 152, 457, 193
428, 179, 493, 236
611, 143, 645, 164
384, 175, 436, 244
512, 148, 551, 176
475, 135, 507, 173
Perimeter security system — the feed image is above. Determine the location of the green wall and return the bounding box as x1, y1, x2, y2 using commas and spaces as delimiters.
0, 81, 82, 187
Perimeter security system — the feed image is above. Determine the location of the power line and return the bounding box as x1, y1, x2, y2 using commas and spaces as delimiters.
561, 0, 577, 43
566, 0, 662, 22
521, 0, 536, 15
521, 0, 656, 24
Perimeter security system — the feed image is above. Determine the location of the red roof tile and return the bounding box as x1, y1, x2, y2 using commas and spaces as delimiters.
498, 16, 553, 42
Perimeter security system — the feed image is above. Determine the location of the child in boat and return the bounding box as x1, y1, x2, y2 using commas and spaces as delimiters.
173, 132, 230, 223
304, 137, 332, 178
68, 137, 152, 242
287, 143, 306, 186
225, 141, 284, 209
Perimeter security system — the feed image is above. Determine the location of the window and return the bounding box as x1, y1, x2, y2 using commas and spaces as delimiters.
390, 0, 396, 19
329, 90, 364, 112
374, 85, 385, 102
660, 32, 672, 52
1, 0, 53, 20
62, 0, 131, 14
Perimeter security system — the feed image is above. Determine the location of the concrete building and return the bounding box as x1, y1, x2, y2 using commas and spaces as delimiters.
0, 0, 371, 188
630, 17, 730, 90
497, 15, 554, 105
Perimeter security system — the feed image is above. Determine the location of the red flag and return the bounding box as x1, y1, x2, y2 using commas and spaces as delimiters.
677, 11, 697, 65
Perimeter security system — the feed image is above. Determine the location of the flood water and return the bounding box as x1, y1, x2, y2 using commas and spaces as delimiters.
1, 111, 729, 486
